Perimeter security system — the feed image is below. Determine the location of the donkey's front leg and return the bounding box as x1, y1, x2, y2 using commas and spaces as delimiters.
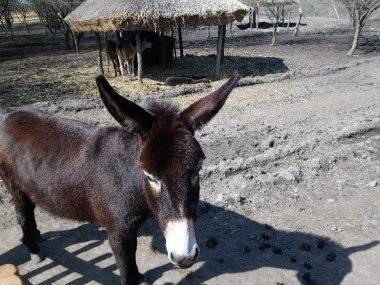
108, 230, 144, 285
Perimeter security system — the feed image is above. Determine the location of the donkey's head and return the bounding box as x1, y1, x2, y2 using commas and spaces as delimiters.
96, 75, 240, 268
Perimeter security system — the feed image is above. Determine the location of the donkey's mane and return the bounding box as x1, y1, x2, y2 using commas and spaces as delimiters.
143, 99, 181, 118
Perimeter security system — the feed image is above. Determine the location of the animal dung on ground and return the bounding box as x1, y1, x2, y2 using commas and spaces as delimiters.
164, 76, 211, 86
243, 244, 251, 252
206, 237, 218, 249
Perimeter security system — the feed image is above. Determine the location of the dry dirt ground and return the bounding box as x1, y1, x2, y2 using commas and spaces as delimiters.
0, 17, 379, 285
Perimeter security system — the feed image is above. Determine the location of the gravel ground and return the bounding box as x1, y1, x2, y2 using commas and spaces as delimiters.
0, 17, 379, 285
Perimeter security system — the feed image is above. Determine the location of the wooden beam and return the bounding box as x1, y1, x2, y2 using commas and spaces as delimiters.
95, 32, 104, 75
215, 25, 225, 78
178, 26, 184, 58
136, 30, 143, 84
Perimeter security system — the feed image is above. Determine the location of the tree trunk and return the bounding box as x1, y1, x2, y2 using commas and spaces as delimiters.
331, 0, 340, 19
249, 7, 253, 31
293, 6, 303, 36
136, 30, 143, 84
95, 32, 104, 75
221, 25, 226, 63
215, 25, 225, 78
178, 26, 184, 58
256, 6, 259, 30
271, 6, 279, 46
347, 7, 360, 56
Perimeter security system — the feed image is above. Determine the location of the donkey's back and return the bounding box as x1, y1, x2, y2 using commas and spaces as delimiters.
0, 110, 143, 225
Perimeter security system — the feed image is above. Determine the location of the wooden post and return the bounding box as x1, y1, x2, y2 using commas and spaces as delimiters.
249, 7, 253, 31
178, 26, 184, 58
136, 30, 143, 84
115, 31, 122, 42
160, 33, 167, 68
95, 32, 104, 75
221, 25, 226, 63
72, 30, 79, 53
215, 25, 225, 78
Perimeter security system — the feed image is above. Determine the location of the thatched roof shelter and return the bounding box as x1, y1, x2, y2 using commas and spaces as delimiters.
65, 0, 249, 33
65, 0, 249, 81
240, 0, 297, 7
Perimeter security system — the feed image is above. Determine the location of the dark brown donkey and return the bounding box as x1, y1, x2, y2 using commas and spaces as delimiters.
0, 75, 240, 285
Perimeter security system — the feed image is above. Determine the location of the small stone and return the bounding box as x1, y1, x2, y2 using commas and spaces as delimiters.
206, 238, 218, 249
304, 262, 313, 270
244, 245, 251, 252
368, 180, 378, 187
239, 196, 247, 205
300, 243, 312, 252
302, 273, 311, 281
290, 256, 297, 263
273, 248, 283, 255
326, 252, 336, 262
261, 233, 271, 240
317, 240, 326, 249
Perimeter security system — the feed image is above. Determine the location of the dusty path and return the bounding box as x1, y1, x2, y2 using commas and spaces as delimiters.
0, 52, 379, 284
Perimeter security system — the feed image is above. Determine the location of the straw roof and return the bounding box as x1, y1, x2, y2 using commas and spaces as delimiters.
240, 0, 298, 7
65, 0, 249, 33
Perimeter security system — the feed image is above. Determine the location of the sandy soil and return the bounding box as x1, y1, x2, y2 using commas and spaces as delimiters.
0, 17, 379, 285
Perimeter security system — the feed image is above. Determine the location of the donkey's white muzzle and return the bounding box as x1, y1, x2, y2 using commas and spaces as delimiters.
165, 219, 199, 268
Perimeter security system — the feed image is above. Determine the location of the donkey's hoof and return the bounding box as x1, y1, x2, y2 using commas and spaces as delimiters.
0, 264, 23, 285
30, 252, 45, 263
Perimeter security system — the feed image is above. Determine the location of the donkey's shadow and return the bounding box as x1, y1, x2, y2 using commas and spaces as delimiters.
0, 203, 378, 285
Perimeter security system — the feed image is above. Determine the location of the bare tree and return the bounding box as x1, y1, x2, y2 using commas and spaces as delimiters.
340, 0, 380, 55
0, 0, 15, 40
31, 0, 82, 49
15, 0, 31, 33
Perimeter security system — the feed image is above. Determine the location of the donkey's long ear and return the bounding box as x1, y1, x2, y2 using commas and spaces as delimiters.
180, 75, 240, 130
96, 76, 155, 133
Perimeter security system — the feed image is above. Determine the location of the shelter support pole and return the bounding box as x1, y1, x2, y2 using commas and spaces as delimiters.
95, 32, 104, 75
160, 33, 167, 68
136, 30, 143, 84
178, 26, 184, 58
215, 25, 225, 78
221, 25, 226, 63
